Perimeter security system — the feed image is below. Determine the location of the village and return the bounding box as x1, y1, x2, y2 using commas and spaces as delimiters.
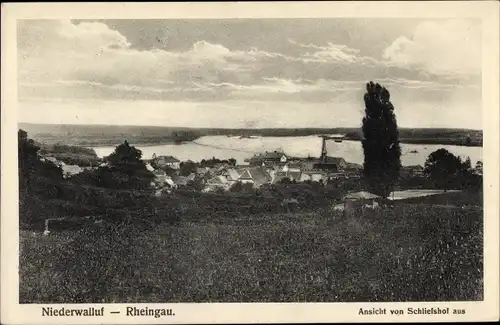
38, 136, 428, 211
39, 137, 425, 192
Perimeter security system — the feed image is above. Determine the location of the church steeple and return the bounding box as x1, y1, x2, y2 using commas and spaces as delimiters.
320, 136, 328, 163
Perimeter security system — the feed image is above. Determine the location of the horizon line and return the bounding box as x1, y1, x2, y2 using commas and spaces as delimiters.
17, 122, 483, 132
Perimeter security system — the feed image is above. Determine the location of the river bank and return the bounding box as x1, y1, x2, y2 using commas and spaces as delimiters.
90, 135, 482, 167
20, 123, 482, 148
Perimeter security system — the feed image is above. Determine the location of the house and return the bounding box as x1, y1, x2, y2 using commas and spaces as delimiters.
61, 165, 83, 178
261, 161, 278, 169
267, 169, 278, 181
272, 172, 289, 184
290, 162, 303, 172
346, 162, 363, 170
152, 155, 181, 169
272, 171, 299, 184
301, 170, 326, 183
145, 163, 155, 172
343, 191, 381, 213
327, 172, 347, 180
45, 156, 62, 166
204, 175, 230, 191
152, 169, 168, 186
221, 168, 241, 186
281, 162, 302, 173
273, 171, 302, 183
299, 173, 312, 182
300, 156, 318, 171
249, 150, 288, 166
195, 167, 209, 176
206, 167, 218, 176
171, 175, 189, 187
313, 156, 348, 172
262, 150, 287, 163
313, 136, 348, 171
186, 173, 197, 182
238, 167, 272, 187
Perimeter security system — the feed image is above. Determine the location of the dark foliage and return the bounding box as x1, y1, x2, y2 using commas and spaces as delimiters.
19, 130, 65, 226
179, 160, 198, 176
19, 132, 159, 228
100, 141, 155, 190
362, 82, 402, 198
200, 157, 236, 168
230, 181, 255, 194
185, 178, 205, 192
424, 149, 482, 191
38, 143, 100, 167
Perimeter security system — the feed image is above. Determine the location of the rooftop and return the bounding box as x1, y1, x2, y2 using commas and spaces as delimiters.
322, 156, 346, 164
343, 191, 380, 200
155, 155, 180, 163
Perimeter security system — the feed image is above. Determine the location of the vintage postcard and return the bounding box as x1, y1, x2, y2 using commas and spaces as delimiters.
1, 1, 499, 324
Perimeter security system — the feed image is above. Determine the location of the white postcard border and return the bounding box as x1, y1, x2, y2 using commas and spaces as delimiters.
1, 1, 499, 324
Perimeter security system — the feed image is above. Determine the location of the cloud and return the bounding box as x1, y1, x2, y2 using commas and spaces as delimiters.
383, 19, 481, 75
17, 20, 296, 97
288, 39, 378, 65
18, 19, 480, 107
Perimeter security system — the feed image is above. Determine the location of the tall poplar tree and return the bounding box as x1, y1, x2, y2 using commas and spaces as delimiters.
362, 82, 401, 198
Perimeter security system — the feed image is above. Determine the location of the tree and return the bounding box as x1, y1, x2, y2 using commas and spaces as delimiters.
185, 177, 204, 191
230, 181, 244, 192
228, 158, 237, 166
463, 156, 472, 170
361, 82, 402, 198
18, 129, 40, 185
230, 181, 254, 194
424, 149, 463, 190
179, 160, 197, 176
279, 177, 292, 185
474, 160, 483, 175
18, 129, 63, 226
99, 140, 154, 190
18, 129, 63, 186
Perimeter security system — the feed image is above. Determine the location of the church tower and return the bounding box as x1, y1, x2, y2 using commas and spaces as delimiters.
320, 136, 328, 163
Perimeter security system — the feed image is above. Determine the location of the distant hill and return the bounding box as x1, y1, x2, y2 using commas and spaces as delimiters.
19, 123, 201, 147
18, 123, 483, 147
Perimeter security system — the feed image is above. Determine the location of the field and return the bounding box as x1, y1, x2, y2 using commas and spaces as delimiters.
20, 204, 483, 303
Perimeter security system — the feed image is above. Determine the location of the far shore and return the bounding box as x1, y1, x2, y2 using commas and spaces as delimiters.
83, 140, 191, 148
80, 137, 483, 149
21, 123, 483, 148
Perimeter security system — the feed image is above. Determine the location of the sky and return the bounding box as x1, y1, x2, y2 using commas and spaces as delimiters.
17, 18, 482, 129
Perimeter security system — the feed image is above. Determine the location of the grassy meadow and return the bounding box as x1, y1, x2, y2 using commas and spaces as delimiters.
20, 204, 483, 303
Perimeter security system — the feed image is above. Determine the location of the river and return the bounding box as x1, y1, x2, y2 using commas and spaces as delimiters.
91, 135, 483, 167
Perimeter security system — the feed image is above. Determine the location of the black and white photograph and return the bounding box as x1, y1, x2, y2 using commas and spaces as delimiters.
2, 1, 499, 324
